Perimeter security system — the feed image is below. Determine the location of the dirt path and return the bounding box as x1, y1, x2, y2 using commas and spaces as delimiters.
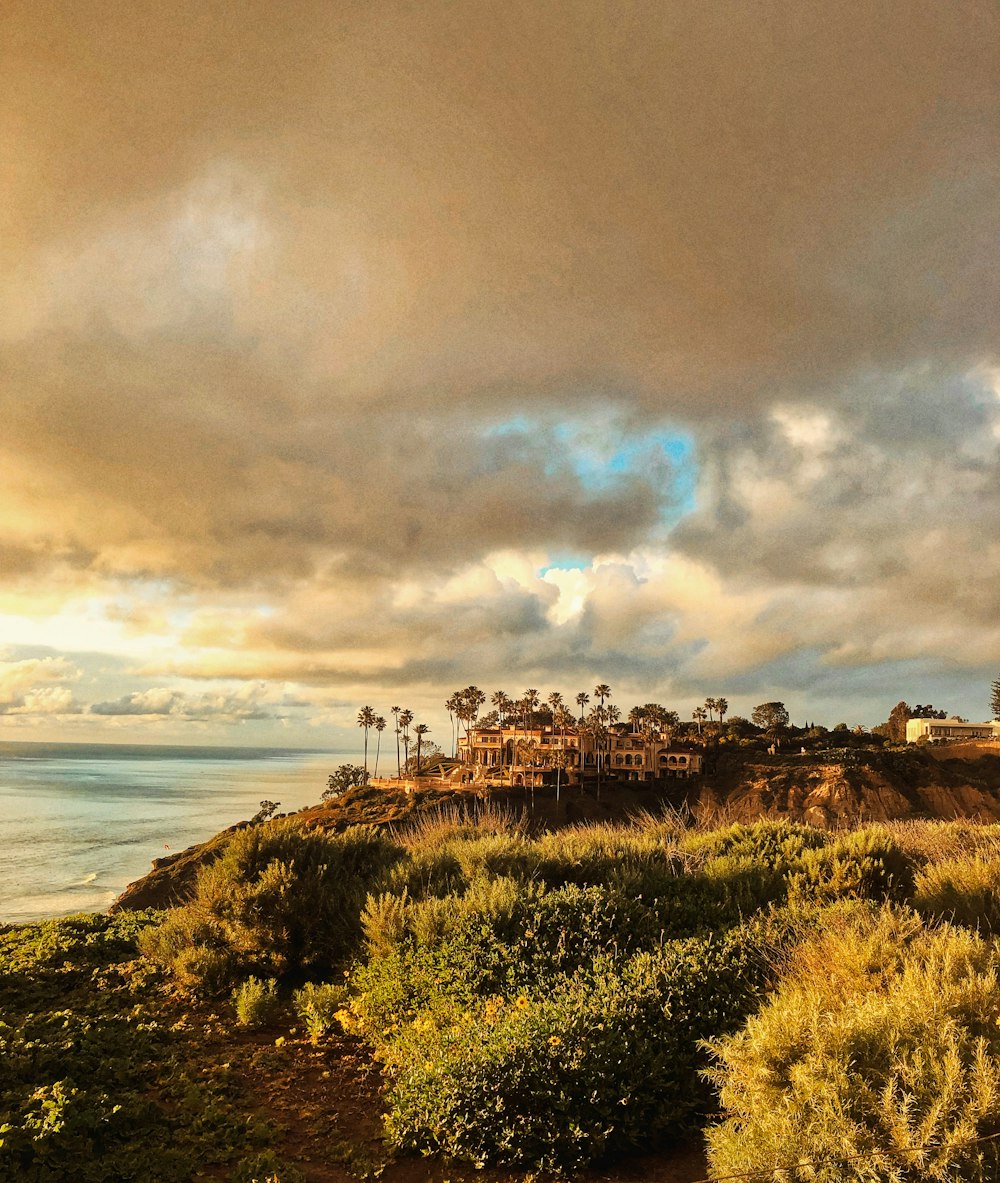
207, 1025, 710, 1183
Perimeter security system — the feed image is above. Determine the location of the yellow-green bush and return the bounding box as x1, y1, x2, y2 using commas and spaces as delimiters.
788, 826, 914, 903
705, 907, 1000, 1182
382, 933, 763, 1173
681, 819, 827, 869
352, 878, 667, 1040
292, 982, 349, 1043
140, 821, 401, 993
232, 976, 280, 1029
913, 854, 1000, 932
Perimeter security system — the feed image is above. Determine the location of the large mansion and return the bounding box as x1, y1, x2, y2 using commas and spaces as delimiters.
457, 721, 701, 783
905, 717, 1000, 744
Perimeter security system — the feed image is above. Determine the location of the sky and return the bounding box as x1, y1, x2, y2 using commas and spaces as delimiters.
2, 1, 999, 748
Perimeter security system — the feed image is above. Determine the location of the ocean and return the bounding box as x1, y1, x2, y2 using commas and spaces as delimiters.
0, 742, 351, 924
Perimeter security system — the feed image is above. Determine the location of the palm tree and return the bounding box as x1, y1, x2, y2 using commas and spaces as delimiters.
445, 692, 461, 757
704, 697, 717, 723
716, 697, 729, 726
594, 683, 612, 708
414, 723, 431, 773
693, 706, 707, 736
373, 715, 386, 778
575, 691, 590, 723
459, 686, 486, 742
357, 706, 376, 779
585, 706, 609, 800
391, 706, 402, 777
399, 709, 414, 772
523, 689, 540, 730
628, 705, 643, 733
553, 704, 574, 802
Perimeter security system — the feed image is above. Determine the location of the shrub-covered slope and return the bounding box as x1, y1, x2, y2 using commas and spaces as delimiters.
14, 810, 1000, 1181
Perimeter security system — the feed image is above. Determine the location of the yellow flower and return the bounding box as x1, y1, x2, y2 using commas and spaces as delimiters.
515, 996, 530, 1009
548, 1035, 561, 1047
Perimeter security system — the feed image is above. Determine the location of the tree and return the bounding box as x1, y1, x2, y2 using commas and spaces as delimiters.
323, 764, 368, 800
399, 709, 414, 773
752, 702, 790, 742
522, 689, 540, 730
704, 697, 717, 723
594, 683, 612, 709
637, 704, 678, 740
584, 706, 609, 800
491, 689, 513, 730
716, 697, 729, 725
357, 706, 376, 778
402, 743, 444, 777
373, 715, 386, 777
575, 691, 590, 722
455, 686, 486, 744
445, 693, 461, 756
993, 677, 1000, 721
874, 701, 911, 744
413, 723, 431, 773
692, 706, 707, 735
552, 704, 575, 801
391, 706, 402, 777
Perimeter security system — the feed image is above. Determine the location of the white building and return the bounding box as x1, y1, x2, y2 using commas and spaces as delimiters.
906, 717, 1000, 744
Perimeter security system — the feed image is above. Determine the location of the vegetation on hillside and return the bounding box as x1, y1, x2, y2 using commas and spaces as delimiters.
8, 810, 1000, 1180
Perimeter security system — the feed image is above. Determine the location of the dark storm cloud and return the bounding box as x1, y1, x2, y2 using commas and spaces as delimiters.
3, 1, 999, 729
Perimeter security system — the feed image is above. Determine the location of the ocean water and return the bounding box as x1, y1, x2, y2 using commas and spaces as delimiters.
0, 742, 351, 924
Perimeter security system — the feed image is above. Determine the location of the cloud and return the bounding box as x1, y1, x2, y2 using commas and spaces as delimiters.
0, 656, 81, 715
1, 3, 998, 732
88, 682, 310, 724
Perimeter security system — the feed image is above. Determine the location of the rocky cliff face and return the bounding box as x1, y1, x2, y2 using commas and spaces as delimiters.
692, 747, 1000, 826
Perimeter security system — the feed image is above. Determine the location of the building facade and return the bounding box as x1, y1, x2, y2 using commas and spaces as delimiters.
906, 717, 1000, 743
457, 722, 701, 783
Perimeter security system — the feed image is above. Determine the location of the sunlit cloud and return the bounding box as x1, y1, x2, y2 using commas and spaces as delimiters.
1, 2, 998, 743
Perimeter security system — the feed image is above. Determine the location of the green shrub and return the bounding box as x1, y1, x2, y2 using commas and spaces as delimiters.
230, 1151, 305, 1183
140, 821, 402, 993
352, 879, 667, 1041
705, 908, 1000, 1182
382, 932, 764, 1173
788, 826, 914, 903
381, 847, 466, 901
681, 819, 827, 869
292, 982, 349, 1043
233, 977, 280, 1029
913, 854, 1000, 932
533, 824, 683, 892
884, 820, 1000, 864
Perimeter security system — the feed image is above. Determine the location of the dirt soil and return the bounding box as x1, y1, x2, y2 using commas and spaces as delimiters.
193, 1021, 709, 1183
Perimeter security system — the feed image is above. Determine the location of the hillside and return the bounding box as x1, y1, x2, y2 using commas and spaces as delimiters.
692, 744, 1000, 825
112, 745, 1000, 913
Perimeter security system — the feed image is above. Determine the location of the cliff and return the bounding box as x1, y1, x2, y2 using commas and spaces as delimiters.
692, 745, 1000, 825
112, 745, 1000, 912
